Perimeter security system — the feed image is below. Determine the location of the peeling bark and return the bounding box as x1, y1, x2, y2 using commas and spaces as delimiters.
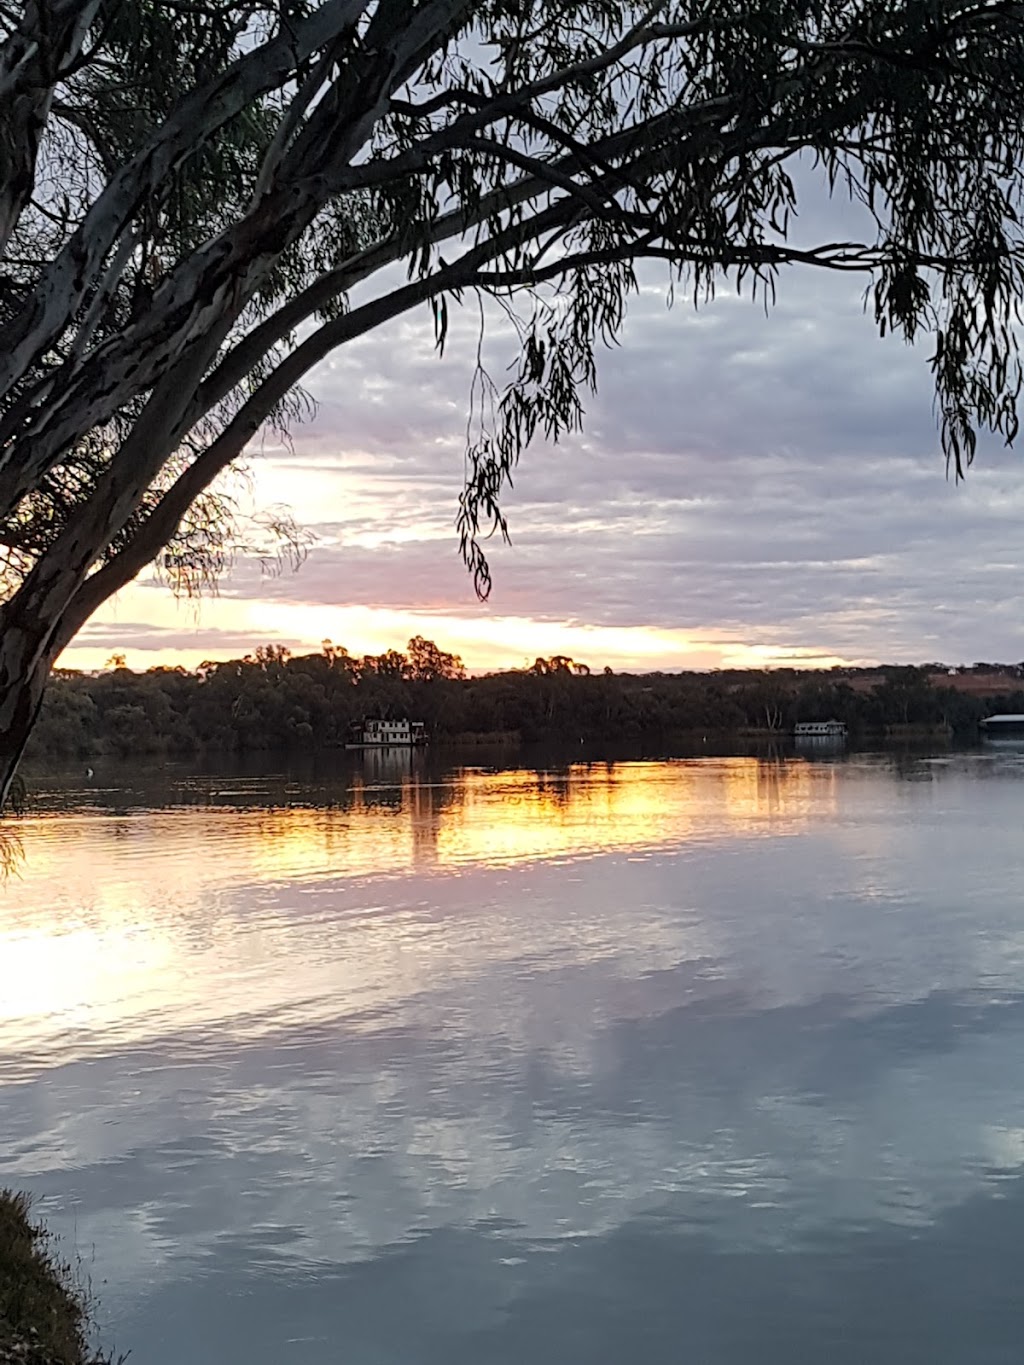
0, 0, 370, 398
0, 0, 102, 257
0, 597, 61, 810
0, 0, 477, 522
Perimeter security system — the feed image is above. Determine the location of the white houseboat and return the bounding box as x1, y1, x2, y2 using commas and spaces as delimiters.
980, 713, 1024, 740
794, 719, 847, 741
346, 718, 427, 749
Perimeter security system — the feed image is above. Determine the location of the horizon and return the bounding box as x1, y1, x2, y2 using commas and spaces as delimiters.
53, 645, 1024, 680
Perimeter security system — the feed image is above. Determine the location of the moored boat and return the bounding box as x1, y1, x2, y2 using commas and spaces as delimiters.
345, 717, 427, 749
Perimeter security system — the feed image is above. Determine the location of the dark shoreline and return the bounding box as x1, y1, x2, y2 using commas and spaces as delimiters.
26, 656, 1018, 767
0, 1192, 110, 1365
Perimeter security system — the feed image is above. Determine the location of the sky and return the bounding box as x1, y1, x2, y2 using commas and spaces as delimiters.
57, 188, 1024, 676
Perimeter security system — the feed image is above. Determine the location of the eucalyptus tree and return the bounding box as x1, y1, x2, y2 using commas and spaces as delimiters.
3, 0, 1024, 803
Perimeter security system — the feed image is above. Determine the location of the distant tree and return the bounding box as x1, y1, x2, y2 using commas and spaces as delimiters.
245, 643, 291, 672
321, 639, 355, 671
406, 636, 466, 682
7, 1, 1024, 799
362, 648, 408, 680
32, 637, 1024, 759
532, 655, 586, 676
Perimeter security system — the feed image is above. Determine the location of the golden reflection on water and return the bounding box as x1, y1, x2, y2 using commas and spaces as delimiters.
432, 758, 834, 867
0, 758, 837, 1058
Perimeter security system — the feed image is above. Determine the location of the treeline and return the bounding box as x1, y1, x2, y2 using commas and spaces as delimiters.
25, 640, 1024, 761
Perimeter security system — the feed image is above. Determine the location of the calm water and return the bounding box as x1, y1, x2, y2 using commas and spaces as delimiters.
3, 749, 1024, 1363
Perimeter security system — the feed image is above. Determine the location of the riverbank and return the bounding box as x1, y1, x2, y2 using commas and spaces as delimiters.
0, 1193, 107, 1365
25, 655, 1018, 763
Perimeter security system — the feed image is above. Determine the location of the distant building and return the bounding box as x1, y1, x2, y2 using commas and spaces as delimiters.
346, 718, 427, 748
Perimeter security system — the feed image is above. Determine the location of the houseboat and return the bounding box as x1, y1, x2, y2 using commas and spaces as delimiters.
794, 719, 847, 741
345, 718, 427, 749
980, 713, 1024, 740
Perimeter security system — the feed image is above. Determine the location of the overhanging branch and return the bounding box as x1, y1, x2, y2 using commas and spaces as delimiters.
0, 0, 371, 398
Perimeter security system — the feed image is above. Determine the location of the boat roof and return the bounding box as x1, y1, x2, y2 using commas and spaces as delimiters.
981, 714, 1024, 723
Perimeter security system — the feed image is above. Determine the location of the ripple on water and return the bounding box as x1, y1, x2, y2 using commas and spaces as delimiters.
5, 754, 1024, 1362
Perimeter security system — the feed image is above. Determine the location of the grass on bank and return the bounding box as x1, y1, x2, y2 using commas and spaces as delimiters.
0, 1191, 110, 1364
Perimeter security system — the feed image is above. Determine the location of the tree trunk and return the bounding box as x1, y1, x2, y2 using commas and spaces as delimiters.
0, 608, 54, 810
0, 0, 102, 258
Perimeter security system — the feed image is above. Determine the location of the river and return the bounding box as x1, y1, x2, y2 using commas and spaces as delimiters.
2, 748, 1024, 1363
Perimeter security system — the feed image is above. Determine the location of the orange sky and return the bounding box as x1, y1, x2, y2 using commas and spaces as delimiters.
55, 576, 859, 674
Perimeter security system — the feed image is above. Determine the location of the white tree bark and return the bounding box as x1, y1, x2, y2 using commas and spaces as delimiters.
0, 0, 102, 256
0, 0, 484, 523
0, 0, 371, 399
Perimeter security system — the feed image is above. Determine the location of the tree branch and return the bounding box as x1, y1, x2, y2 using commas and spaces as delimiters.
0, 0, 484, 517
54, 198, 609, 641
0, 0, 103, 256
0, 0, 371, 397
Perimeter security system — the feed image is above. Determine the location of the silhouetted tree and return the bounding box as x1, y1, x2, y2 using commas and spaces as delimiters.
406, 636, 466, 682
6, 2, 1024, 799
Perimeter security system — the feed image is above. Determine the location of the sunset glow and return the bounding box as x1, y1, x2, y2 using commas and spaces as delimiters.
55, 577, 862, 675
0, 759, 838, 1054
49, 257, 1024, 676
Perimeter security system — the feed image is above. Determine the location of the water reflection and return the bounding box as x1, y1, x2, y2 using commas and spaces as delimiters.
2, 758, 838, 1052
3, 752, 1024, 1363
13, 754, 839, 885
0, 821, 24, 881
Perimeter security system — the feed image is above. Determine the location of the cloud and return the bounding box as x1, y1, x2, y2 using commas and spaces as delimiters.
73, 621, 305, 656
63, 224, 1024, 671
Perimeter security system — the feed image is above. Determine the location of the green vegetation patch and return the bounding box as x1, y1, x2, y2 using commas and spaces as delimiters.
24, 648, 1024, 762
0, 1191, 105, 1365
